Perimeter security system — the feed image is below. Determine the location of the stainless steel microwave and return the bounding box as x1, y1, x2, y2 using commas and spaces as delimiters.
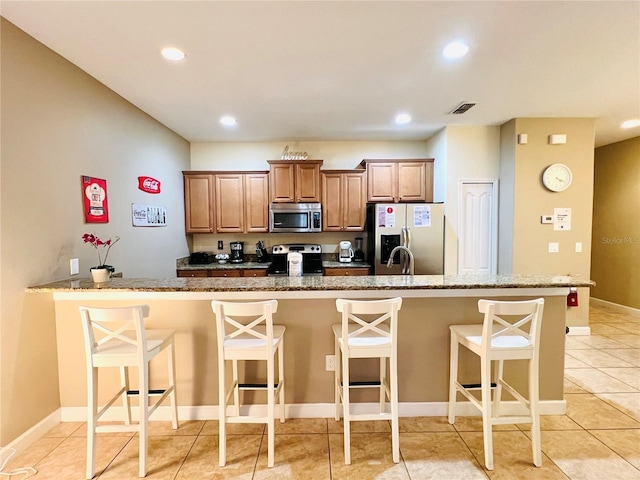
269, 203, 322, 233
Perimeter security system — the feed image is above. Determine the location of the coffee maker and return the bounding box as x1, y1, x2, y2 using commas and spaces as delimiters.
339, 241, 354, 263
230, 242, 244, 263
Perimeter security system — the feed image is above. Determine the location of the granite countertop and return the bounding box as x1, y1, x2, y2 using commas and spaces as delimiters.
27, 274, 594, 293
323, 261, 371, 268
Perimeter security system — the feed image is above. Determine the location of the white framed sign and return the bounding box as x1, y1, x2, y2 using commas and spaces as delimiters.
131, 203, 167, 227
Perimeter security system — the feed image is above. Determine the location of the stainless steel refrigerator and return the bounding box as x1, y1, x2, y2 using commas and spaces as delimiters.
366, 203, 445, 275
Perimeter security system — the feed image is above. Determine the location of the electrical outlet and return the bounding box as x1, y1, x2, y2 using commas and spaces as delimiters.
325, 355, 336, 371
70, 258, 79, 275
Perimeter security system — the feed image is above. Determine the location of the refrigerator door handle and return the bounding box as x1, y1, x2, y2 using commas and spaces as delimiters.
402, 227, 410, 274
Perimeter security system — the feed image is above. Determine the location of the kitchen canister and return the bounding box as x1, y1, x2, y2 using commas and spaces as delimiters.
287, 252, 303, 277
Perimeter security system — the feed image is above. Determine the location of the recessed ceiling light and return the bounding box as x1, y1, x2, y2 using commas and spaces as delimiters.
621, 119, 640, 129
220, 116, 237, 127
395, 113, 412, 125
442, 41, 469, 59
161, 47, 186, 61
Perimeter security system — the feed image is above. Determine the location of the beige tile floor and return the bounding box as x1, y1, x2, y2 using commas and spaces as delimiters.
5, 302, 640, 479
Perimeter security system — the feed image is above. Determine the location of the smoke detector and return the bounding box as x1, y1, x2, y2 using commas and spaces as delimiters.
449, 102, 476, 115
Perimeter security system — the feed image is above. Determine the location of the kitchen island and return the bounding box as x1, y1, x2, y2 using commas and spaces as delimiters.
27, 274, 593, 421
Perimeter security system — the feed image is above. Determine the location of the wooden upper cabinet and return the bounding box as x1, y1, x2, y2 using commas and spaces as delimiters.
215, 174, 245, 233
215, 172, 269, 233
183, 173, 214, 233
361, 159, 434, 203
268, 160, 322, 202
244, 173, 269, 232
322, 170, 366, 231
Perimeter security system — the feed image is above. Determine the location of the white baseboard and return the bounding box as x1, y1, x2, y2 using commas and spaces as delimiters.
566, 326, 591, 336
60, 400, 566, 423
590, 297, 640, 317
4, 410, 61, 455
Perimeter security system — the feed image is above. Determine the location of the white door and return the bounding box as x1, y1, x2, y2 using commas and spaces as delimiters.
458, 181, 497, 274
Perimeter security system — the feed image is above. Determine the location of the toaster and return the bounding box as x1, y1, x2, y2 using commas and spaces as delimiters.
189, 251, 214, 265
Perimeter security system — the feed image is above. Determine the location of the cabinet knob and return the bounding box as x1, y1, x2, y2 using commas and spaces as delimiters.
345, 272, 350, 275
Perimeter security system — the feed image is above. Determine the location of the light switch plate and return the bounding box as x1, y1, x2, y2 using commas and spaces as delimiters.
70, 258, 79, 275
541, 215, 553, 224
548, 243, 559, 253
575, 242, 582, 253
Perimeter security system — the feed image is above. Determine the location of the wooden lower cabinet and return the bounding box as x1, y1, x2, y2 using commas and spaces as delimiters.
208, 270, 242, 277
323, 267, 370, 276
177, 270, 208, 278
177, 269, 267, 277
243, 269, 268, 277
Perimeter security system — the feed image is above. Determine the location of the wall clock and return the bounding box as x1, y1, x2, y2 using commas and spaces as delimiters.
542, 163, 572, 192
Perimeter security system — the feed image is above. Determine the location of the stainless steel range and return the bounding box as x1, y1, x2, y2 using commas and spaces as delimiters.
267, 244, 323, 276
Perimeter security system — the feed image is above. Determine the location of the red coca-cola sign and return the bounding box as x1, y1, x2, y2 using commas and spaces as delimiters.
138, 176, 161, 194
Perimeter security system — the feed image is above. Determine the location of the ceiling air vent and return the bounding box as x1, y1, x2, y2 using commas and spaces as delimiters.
449, 102, 476, 115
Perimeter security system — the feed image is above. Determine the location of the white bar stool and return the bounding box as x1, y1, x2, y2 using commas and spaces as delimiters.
79, 305, 178, 479
447, 298, 545, 470
211, 300, 285, 468
333, 297, 403, 464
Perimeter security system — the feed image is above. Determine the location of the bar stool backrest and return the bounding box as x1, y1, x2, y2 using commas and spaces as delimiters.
213, 300, 278, 350
80, 305, 150, 365
477, 298, 545, 357
335, 297, 402, 354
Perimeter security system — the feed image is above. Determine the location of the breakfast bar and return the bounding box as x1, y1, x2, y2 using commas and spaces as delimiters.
27, 274, 593, 420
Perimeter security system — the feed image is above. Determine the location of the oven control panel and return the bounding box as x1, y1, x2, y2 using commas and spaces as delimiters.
271, 244, 322, 254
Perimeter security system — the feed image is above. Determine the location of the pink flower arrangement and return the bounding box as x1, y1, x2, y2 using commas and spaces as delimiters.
82, 233, 120, 269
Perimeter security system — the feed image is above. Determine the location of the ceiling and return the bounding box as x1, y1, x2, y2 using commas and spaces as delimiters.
2, 1, 639, 147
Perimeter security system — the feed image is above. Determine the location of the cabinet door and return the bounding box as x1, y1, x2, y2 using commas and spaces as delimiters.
342, 172, 366, 231
366, 163, 396, 202
245, 174, 269, 232
397, 162, 426, 202
296, 162, 321, 202
215, 174, 245, 233
269, 163, 295, 202
322, 173, 343, 231
184, 174, 214, 233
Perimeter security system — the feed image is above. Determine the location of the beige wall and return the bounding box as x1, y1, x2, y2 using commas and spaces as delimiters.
0, 19, 190, 445
499, 118, 596, 326
591, 137, 640, 309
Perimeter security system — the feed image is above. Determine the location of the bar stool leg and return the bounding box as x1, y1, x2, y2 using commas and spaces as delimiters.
334, 337, 341, 421
342, 354, 351, 465
267, 354, 275, 468
390, 353, 399, 463
138, 367, 149, 478
278, 339, 286, 423
86, 367, 98, 480
168, 341, 178, 429
447, 333, 459, 424
232, 360, 240, 417
218, 357, 227, 467
530, 358, 542, 467
379, 357, 386, 413
121, 366, 132, 425
492, 360, 503, 417
480, 355, 494, 471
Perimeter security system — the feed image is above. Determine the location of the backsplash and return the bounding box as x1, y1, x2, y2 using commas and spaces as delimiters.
191, 231, 368, 258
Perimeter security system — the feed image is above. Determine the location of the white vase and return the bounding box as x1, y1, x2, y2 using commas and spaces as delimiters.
90, 267, 111, 283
